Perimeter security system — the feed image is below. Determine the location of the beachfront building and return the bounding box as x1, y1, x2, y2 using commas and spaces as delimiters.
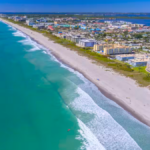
146, 61, 150, 72
14, 16, 26, 22
93, 43, 109, 52
116, 54, 135, 61
78, 39, 96, 47
65, 34, 73, 41
93, 44, 101, 51
128, 58, 150, 67
70, 35, 80, 43
70, 36, 85, 44
93, 43, 133, 55
103, 45, 133, 55
26, 19, 34, 26
36, 18, 47, 23
33, 24, 45, 29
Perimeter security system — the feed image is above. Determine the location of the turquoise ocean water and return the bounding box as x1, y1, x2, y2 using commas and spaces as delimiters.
0, 21, 150, 150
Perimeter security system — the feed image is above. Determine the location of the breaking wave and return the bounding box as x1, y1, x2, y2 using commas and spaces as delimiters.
76, 119, 106, 150
73, 87, 141, 150
12, 29, 47, 52
13, 30, 27, 38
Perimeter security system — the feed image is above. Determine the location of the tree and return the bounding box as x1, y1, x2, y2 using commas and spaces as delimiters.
102, 33, 106, 37
134, 34, 143, 39
74, 26, 80, 30
124, 31, 128, 36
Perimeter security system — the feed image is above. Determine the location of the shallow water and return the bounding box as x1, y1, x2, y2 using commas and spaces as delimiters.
0, 21, 150, 150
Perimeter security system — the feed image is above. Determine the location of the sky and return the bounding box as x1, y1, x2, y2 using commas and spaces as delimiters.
0, 0, 150, 12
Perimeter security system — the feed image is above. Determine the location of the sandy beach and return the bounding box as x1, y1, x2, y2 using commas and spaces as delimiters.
1, 18, 150, 127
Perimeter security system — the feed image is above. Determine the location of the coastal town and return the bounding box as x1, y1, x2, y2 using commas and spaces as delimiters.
1, 14, 150, 72
1, 11, 150, 150
2, 0, 150, 147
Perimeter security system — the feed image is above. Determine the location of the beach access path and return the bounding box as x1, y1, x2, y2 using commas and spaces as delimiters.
1, 18, 150, 126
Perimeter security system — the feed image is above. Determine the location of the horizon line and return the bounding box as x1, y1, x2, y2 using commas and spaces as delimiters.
1, 12, 150, 13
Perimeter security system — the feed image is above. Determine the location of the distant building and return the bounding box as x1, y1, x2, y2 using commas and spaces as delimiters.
121, 25, 129, 29
26, 19, 34, 26
8, 16, 14, 20
70, 36, 78, 43
146, 61, 150, 72
54, 21, 58, 25
13, 16, 26, 22
103, 45, 133, 55
116, 54, 135, 61
33, 24, 45, 29
128, 58, 149, 67
14, 16, 21, 21
70, 36, 85, 44
36, 18, 47, 23
65, 34, 72, 41
47, 25, 54, 31
105, 36, 112, 40
93, 43, 133, 55
78, 39, 96, 47
93, 44, 107, 52
80, 26, 87, 30
104, 21, 112, 24
0, 14, 7, 18
117, 34, 123, 38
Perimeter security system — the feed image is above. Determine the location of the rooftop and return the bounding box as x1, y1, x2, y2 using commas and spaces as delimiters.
130, 58, 150, 63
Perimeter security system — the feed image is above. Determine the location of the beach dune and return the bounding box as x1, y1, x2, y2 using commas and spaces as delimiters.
1, 18, 150, 126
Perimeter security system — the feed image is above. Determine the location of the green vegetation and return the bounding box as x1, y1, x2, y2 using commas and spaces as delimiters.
133, 33, 143, 39
2, 18, 150, 87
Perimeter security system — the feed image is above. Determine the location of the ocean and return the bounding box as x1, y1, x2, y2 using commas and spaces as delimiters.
0, 21, 150, 150
100, 19, 150, 26
116, 19, 150, 26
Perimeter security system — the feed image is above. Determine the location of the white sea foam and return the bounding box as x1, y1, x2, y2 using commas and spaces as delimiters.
42, 51, 47, 54
19, 38, 41, 51
8, 25, 14, 31
13, 30, 27, 38
76, 119, 106, 150
15, 30, 48, 52
7, 25, 48, 53
7, 25, 15, 30
0, 21, 15, 31
72, 87, 141, 150
11, 27, 43, 52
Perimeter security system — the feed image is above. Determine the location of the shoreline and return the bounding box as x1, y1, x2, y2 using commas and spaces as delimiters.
1, 18, 150, 127
51, 51, 150, 127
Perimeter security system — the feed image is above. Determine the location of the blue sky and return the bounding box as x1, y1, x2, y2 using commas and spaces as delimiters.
0, 0, 150, 12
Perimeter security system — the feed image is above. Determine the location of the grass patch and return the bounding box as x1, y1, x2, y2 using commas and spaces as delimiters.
143, 76, 150, 82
